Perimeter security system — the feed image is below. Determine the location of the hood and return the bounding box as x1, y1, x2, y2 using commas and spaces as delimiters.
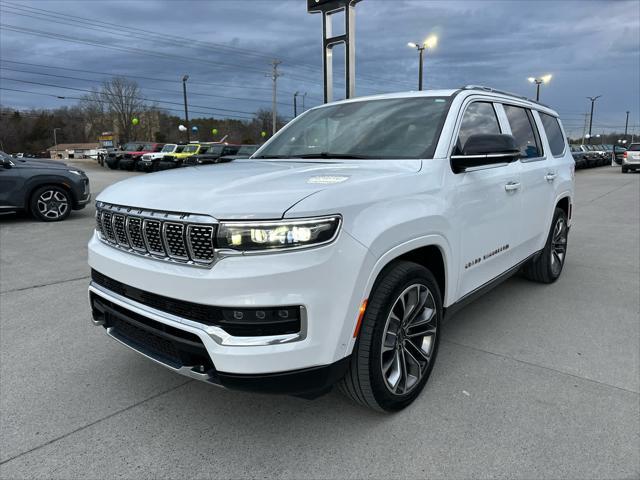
98, 159, 421, 219
16, 158, 71, 169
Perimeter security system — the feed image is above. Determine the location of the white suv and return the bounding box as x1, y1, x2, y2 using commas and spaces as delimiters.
88, 86, 574, 411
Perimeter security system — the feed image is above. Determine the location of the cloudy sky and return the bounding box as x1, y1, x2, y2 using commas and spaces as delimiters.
1, 0, 638, 138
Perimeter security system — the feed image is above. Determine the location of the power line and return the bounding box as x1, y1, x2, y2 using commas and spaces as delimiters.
0, 76, 255, 118
0, 66, 303, 108
0, 1, 417, 90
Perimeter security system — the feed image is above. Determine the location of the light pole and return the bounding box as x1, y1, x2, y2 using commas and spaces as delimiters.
53, 127, 61, 159
294, 91, 299, 118
407, 35, 438, 91
527, 74, 552, 101
302, 92, 307, 112
586, 95, 602, 144
624, 111, 630, 139
182, 75, 190, 143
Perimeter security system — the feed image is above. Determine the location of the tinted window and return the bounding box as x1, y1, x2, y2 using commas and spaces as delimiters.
504, 105, 542, 159
539, 113, 565, 156
456, 102, 501, 151
629, 144, 640, 151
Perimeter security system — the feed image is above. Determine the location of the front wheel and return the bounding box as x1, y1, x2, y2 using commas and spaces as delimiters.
30, 185, 72, 222
522, 207, 568, 283
339, 261, 441, 412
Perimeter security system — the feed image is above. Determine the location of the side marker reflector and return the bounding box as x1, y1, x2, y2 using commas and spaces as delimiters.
353, 299, 368, 338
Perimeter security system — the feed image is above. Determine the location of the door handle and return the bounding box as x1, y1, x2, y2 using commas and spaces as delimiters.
504, 181, 521, 192
545, 172, 557, 182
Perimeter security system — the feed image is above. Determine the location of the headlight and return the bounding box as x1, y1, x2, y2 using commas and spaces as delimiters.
217, 216, 341, 252
67, 169, 83, 176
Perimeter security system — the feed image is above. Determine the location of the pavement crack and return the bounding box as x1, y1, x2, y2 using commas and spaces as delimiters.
586, 179, 639, 204
0, 275, 90, 294
442, 339, 640, 395
0, 380, 193, 466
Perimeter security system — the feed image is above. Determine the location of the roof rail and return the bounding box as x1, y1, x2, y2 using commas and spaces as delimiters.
462, 85, 549, 107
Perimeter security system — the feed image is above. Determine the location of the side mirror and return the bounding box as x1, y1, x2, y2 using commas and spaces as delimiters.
2, 159, 13, 169
451, 134, 520, 173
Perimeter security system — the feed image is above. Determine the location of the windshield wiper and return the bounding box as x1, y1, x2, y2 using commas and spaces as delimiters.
252, 154, 290, 159
296, 152, 371, 159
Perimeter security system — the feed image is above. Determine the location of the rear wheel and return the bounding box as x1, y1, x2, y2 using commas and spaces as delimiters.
522, 207, 568, 283
339, 261, 441, 412
30, 185, 72, 222
622, 166, 628, 173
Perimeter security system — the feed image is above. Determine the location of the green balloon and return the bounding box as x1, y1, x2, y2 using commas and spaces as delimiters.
211, 128, 218, 135
131, 118, 139, 125
261, 131, 267, 138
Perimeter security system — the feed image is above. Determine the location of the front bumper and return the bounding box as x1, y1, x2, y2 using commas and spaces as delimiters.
88, 230, 372, 378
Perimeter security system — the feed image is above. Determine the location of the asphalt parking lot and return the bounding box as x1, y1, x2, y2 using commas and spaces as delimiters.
1, 161, 638, 479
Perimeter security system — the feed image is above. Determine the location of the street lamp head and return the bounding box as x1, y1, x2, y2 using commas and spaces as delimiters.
541, 74, 552, 83
424, 35, 438, 49
527, 77, 536, 83
407, 42, 417, 49
182, 75, 189, 82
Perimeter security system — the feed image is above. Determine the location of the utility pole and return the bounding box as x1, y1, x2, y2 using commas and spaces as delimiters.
302, 92, 307, 112
580, 112, 590, 145
587, 95, 602, 144
53, 127, 61, 157
624, 111, 630, 138
268, 60, 282, 135
294, 91, 299, 118
182, 75, 190, 143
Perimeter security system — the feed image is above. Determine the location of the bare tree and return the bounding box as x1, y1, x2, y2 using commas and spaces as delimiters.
99, 77, 143, 143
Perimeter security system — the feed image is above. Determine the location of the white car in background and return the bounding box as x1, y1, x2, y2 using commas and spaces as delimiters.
622, 143, 640, 173
88, 86, 574, 411
138, 144, 184, 172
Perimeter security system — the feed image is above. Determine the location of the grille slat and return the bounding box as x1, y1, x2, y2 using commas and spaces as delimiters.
113, 214, 129, 246
187, 225, 215, 263
95, 203, 216, 267
164, 223, 188, 259
143, 220, 165, 256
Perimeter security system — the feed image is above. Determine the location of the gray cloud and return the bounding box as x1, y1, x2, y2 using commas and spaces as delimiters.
1, 0, 638, 137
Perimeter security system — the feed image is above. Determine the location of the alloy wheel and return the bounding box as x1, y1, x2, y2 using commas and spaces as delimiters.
380, 283, 437, 395
550, 216, 568, 276
37, 190, 69, 219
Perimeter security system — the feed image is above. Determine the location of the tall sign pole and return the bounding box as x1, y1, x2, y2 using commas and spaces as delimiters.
308, 0, 362, 103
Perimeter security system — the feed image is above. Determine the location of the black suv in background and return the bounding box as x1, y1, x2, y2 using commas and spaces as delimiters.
183, 144, 241, 166
0, 151, 90, 221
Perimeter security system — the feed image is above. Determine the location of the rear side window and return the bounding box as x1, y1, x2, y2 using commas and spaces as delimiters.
629, 144, 640, 151
503, 105, 542, 159
540, 113, 566, 156
456, 102, 501, 152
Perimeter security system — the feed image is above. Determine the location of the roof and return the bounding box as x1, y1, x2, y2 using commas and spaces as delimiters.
48, 143, 100, 151
311, 86, 559, 117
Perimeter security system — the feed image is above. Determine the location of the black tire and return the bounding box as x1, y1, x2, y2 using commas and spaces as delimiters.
622, 166, 628, 173
339, 261, 441, 412
522, 207, 568, 283
29, 185, 72, 222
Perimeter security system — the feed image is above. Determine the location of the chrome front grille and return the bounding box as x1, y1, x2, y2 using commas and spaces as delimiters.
95, 202, 217, 267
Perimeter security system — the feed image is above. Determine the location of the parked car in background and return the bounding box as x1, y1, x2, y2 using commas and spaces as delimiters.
105, 142, 145, 170
183, 143, 241, 166
0, 150, 90, 221
118, 143, 164, 171
570, 145, 588, 169
157, 143, 203, 170
622, 143, 640, 173
613, 145, 627, 165
138, 144, 185, 172
218, 144, 259, 163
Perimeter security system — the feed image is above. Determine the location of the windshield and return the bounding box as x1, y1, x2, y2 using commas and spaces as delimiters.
123, 143, 141, 151
183, 145, 199, 153
204, 145, 224, 155
175, 145, 185, 153
161, 144, 176, 153
256, 97, 451, 159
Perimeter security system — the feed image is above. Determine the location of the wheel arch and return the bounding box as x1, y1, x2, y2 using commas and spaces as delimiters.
25, 179, 76, 213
